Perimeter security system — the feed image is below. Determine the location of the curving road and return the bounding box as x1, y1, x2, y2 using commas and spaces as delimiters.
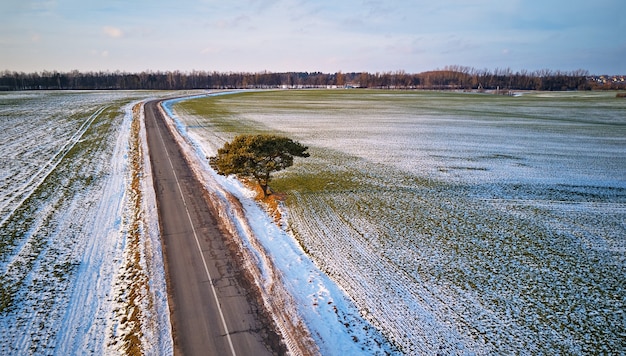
144, 100, 276, 356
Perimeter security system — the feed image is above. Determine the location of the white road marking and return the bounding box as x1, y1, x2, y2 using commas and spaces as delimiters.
152, 107, 237, 356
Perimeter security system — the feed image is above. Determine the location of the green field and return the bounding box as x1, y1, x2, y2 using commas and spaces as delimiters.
175, 90, 626, 354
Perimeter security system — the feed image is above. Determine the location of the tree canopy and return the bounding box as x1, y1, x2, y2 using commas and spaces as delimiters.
210, 134, 309, 197
2, 68, 617, 91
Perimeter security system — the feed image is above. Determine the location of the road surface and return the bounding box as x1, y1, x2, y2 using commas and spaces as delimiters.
144, 100, 278, 356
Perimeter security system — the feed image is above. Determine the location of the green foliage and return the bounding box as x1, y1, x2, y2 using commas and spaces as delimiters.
210, 134, 309, 196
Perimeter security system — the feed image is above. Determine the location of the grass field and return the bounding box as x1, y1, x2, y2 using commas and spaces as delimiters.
175, 90, 626, 354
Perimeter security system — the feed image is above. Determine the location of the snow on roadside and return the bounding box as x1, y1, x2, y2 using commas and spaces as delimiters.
105, 101, 173, 354
136, 101, 174, 355
160, 95, 398, 355
53, 98, 173, 354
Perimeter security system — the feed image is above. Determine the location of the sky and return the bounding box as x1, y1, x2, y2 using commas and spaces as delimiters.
1, 0, 624, 74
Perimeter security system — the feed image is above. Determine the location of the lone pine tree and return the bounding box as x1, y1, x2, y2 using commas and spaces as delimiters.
210, 134, 309, 197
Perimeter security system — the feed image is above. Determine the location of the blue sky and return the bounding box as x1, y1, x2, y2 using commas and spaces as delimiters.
1, 0, 624, 74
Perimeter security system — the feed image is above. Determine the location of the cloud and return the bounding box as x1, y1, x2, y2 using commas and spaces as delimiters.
201, 46, 221, 54
29, 0, 57, 15
213, 15, 253, 30
102, 26, 124, 38
90, 49, 109, 57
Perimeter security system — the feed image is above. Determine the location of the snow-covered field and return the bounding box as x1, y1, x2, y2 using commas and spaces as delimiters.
174, 90, 626, 355
0, 91, 174, 354
1, 89, 623, 355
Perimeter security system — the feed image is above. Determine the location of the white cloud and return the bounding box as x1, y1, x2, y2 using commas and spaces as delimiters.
201, 46, 221, 54
90, 49, 109, 57
29, 0, 57, 14
102, 26, 124, 38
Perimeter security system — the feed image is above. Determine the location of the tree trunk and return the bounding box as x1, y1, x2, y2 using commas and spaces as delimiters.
260, 172, 272, 198
259, 182, 269, 197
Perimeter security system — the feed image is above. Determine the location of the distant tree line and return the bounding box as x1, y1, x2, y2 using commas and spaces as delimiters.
1, 67, 623, 91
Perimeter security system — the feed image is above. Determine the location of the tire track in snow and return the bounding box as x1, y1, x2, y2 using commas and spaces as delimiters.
0, 106, 108, 230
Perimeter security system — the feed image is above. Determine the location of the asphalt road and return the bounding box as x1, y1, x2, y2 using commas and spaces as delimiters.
144, 100, 276, 356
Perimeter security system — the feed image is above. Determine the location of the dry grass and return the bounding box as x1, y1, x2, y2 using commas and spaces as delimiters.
242, 179, 284, 223
110, 103, 149, 356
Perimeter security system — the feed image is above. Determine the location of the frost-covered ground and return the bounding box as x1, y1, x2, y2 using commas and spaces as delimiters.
0, 91, 175, 354
174, 90, 626, 355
